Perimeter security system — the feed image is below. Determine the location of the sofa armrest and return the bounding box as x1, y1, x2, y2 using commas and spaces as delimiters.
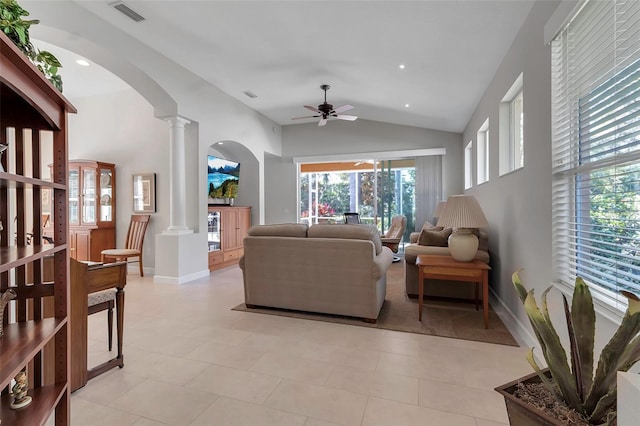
409, 232, 420, 244
372, 246, 394, 280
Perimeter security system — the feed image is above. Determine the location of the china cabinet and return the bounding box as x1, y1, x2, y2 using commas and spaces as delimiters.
208, 206, 251, 271
0, 31, 75, 425
65, 160, 116, 262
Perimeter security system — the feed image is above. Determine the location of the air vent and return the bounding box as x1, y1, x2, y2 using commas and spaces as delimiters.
111, 1, 145, 22
243, 90, 258, 99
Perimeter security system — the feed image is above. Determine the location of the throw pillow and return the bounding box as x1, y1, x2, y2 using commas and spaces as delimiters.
421, 221, 444, 232
418, 228, 452, 247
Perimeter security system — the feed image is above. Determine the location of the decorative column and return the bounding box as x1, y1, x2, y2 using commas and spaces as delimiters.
165, 116, 191, 233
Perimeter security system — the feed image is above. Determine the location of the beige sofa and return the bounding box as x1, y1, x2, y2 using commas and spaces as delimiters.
239, 223, 393, 322
404, 226, 490, 299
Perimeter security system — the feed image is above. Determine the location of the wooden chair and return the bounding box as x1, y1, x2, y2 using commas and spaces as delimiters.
101, 214, 151, 276
88, 290, 116, 351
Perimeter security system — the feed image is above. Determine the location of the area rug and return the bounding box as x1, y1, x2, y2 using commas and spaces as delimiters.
232, 261, 519, 346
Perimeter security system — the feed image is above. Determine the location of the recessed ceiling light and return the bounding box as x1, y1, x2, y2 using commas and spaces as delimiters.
76, 59, 90, 67
217, 142, 224, 145
405, 104, 410, 108
399, 64, 406, 69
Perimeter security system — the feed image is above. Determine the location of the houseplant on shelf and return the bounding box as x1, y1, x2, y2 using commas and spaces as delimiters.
495, 272, 640, 425
0, 0, 63, 91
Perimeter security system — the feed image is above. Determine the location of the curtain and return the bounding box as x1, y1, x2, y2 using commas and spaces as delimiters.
414, 155, 442, 231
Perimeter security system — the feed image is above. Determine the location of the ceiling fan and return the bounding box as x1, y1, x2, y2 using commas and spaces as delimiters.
291, 84, 358, 126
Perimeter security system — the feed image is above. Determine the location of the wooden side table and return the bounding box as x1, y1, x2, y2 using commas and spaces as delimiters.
416, 254, 491, 328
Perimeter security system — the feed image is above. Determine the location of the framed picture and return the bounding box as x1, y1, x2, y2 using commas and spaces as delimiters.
132, 173, 156, 213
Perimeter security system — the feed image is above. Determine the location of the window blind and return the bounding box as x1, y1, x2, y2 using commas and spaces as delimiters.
552, 0, 640, 312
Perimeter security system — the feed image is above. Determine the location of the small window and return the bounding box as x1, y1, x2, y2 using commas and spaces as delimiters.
464, 141, 473, 189
500, 74, 524, 175
477, 119, 489, 184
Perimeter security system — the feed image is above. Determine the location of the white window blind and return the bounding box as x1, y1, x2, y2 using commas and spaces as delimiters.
552, 0, 640, 312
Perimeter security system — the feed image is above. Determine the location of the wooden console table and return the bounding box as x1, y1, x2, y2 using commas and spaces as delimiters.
70, 259, 127, 391
416, 254, 491, 328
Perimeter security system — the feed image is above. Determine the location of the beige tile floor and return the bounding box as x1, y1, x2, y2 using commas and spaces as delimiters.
61, 265, 532, 426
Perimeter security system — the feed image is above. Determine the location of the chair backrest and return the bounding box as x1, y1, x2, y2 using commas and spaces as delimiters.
125, 214, 151, 251
384, 215, 407, 239
343, 212, 361, 224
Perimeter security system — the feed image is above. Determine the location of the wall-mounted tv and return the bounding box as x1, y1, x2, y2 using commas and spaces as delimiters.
208, 155, 240, 204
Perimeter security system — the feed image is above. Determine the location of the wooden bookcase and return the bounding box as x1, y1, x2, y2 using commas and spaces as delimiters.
0, 31, 76, 425
207, 206, 251, 271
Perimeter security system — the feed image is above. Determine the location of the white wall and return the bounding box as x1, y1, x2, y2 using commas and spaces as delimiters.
68, 89, 169, 274
272, 119, 463, 225
463, 0, 623, 353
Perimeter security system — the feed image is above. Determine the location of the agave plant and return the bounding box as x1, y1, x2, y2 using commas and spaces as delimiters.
513, 272, 640, 424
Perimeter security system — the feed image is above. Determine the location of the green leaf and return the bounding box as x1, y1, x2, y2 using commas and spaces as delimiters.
526, 348, 562, 402
584, 309, 640, 413
571, 277, 595, 398
37, 50, 61, 67
523, 290, 584, 413
14, 25, 25, 44
563, 294, 583, 401
512, 271, 528, 304
616, 332, 640, 372
588, 388, 617, 424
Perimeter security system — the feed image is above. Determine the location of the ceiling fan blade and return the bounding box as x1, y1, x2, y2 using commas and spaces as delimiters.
318, 117, 328, 126
291, 115, 320, 120
332, 104, 354, 114
304, 105, 321, 113
335, 114, 358, 121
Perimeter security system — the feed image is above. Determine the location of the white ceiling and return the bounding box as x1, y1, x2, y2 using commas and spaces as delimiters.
36, 0, 537, 133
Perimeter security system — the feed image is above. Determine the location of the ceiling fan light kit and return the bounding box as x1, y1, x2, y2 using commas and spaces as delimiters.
291, 84, 358, 126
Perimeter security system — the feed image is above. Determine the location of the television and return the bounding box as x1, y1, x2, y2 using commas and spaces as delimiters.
208, 155, 240, 204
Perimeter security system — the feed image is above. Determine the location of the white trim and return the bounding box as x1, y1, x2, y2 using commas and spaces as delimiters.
544, 0, 585, 45
153, 269, 210, 284
292, 148, 446, 164
489, 287, 538, 349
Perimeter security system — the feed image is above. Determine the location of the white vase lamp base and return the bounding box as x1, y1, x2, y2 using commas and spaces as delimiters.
448, 229, 479, 262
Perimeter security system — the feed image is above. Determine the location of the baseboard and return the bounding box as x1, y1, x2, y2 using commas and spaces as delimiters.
153, 269, 210, 284
489, 288, 538, 349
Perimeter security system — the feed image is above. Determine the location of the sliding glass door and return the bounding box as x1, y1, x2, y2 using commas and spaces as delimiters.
299, 159, 415, 242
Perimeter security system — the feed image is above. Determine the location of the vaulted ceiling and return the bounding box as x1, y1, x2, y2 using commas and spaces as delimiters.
30, 0, 536, 133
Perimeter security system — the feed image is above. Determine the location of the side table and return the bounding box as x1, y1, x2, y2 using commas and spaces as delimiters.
416, 254, 491, 328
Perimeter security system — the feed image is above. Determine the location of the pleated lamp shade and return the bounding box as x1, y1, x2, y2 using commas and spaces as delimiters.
436, 195, 489, 262
436, 195, 488, 229
433, 201, 447, 219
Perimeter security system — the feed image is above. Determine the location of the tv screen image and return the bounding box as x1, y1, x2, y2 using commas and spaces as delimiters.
208, 155, 240, 201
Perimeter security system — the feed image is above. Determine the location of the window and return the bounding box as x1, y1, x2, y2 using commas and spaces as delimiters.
464, 141, 473, 189
499, 74, 524, 175
552, 0, 640, 312
299, 160, 416, 242
477, 119, 489, 184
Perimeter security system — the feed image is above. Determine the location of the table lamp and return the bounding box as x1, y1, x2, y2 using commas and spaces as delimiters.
436, 194, 488, 262
433, 200, 447, 223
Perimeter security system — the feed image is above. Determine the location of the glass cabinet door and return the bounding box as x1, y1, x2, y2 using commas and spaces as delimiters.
82, 168, 97, 225
69, 168, 80, 225
208, 211, 220, 251
99, 168, 113, 222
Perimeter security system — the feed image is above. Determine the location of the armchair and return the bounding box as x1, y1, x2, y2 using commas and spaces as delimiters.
381, 215, 406, 262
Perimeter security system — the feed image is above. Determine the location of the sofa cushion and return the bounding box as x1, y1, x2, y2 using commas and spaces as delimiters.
421, 221, 444, 232
248, 223, 308, 238
418, 228, 452, 247
308, 224, 382, 255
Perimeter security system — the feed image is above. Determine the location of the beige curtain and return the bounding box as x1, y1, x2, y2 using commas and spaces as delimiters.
414, 155, 442, 231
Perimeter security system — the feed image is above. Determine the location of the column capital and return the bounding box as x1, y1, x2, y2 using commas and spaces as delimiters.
162, 116, 191, 127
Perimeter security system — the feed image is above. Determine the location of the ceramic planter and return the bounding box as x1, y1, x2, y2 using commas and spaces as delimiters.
495, 369, 566, 426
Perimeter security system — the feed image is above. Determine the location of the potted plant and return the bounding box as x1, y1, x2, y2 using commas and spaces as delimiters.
0, 0, 63, 91
495, 272, 640, 425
